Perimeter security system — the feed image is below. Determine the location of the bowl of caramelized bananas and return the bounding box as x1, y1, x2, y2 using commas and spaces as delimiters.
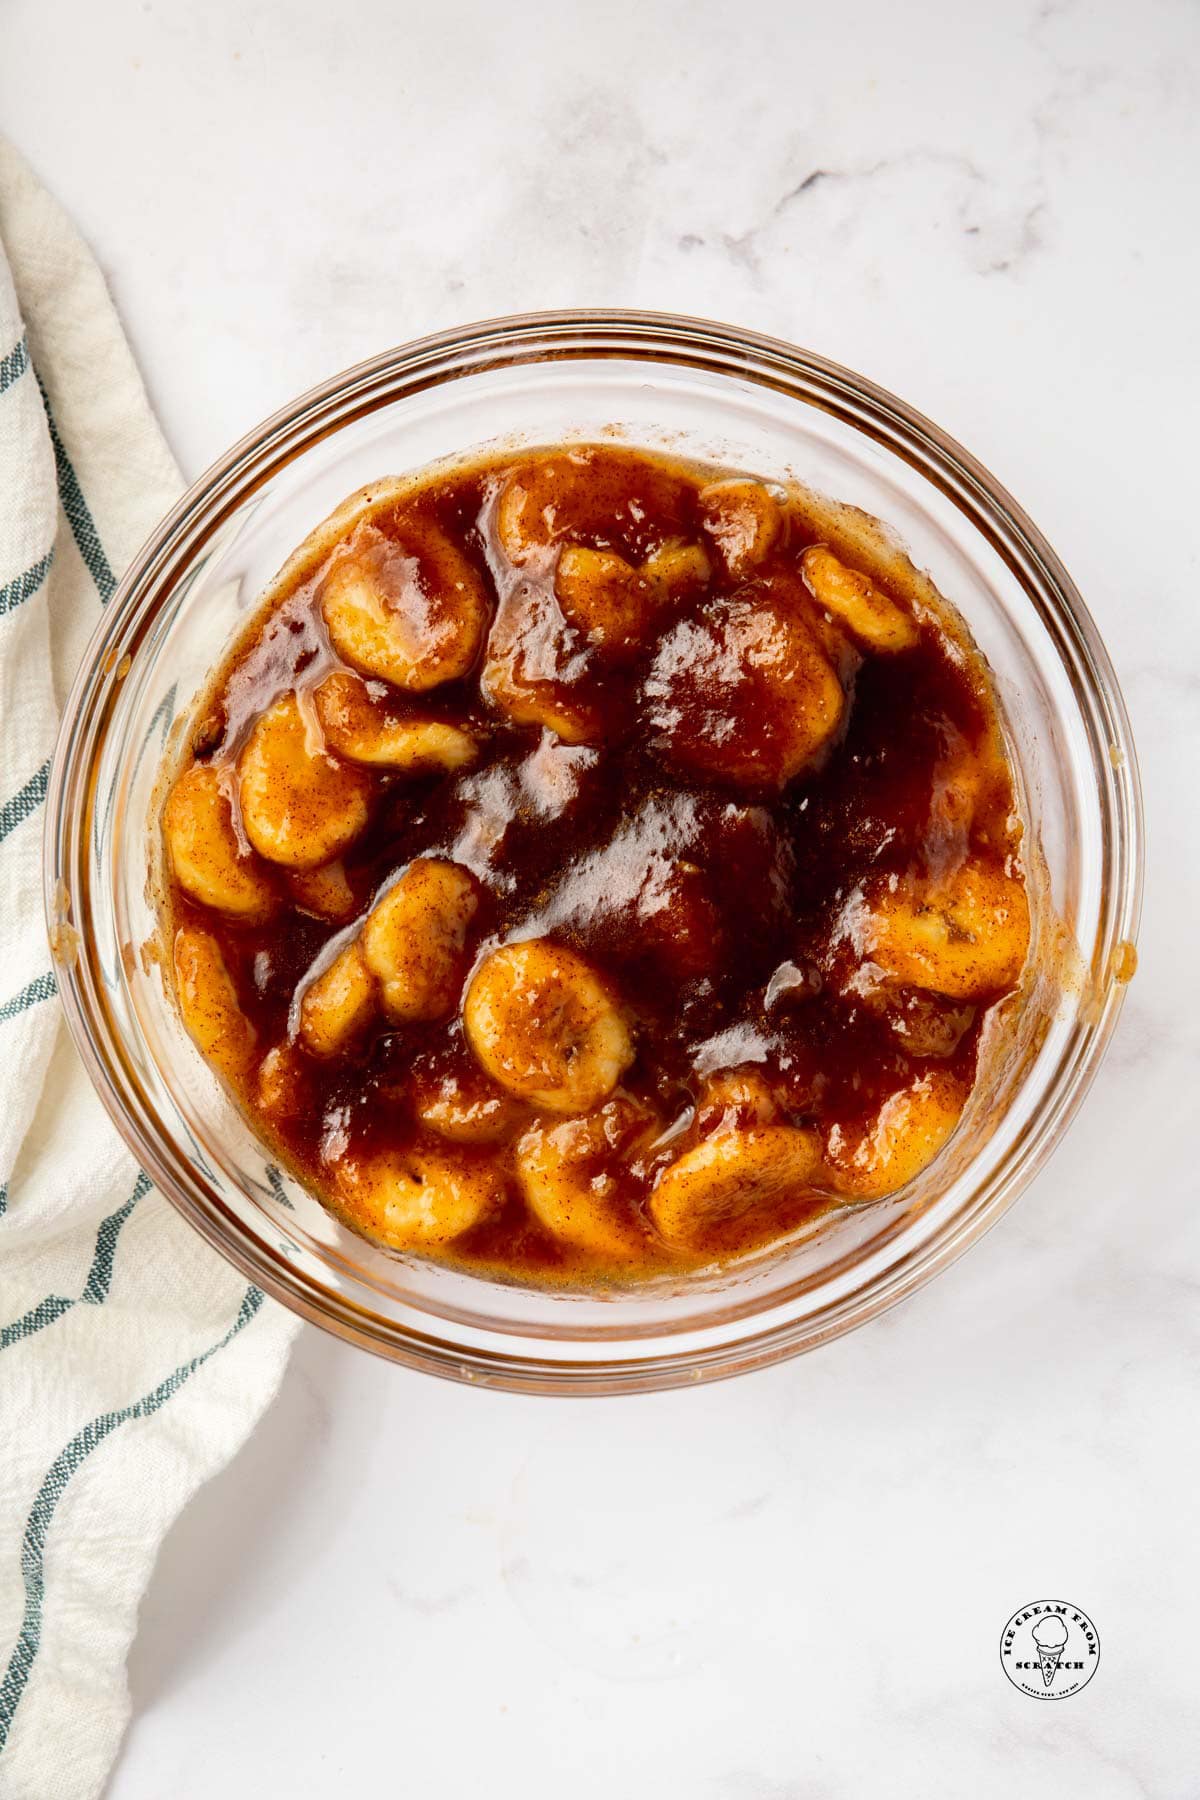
45, 313, 1141, 1391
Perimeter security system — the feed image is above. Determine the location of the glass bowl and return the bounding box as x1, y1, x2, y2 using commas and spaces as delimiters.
43, 310, 1143, 1394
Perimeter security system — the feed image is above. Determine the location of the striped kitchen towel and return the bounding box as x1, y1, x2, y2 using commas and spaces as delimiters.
0, 140, 298, 1798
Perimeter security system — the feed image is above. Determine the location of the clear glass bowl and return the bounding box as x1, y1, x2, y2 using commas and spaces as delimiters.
44, 311, 1142, 1394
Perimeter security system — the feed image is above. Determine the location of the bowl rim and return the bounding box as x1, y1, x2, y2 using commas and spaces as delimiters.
43, 307, 1144, 1393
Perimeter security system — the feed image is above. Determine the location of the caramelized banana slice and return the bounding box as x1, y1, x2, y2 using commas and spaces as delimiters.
257, 1043, 313, 1123
516, 1099, 656, 1262
287, 859, 357, 922
482, 672, 596, 744
644, 581, 845, 787
164, 763, 275, 921
800, 546, 919, 653
481, 577, 606, 746
699, 480, 782, 576
495, 458, 576, 562
863, 859, 1030, 1001
411, 1064, 528, 1144
336, 1144, 503, 1249
298, 939, 378, 1057
640, 538, 711, 603
464, 938, 633, 1114
554, 546, 655, 654
853, 981, 976, 1059
361, 858, 479, 1022
313, 669, 476, 772
238, 693, 371, 870
321, 520, 488, 691
173, 924, 256, 1080
551, 540, 710, 653
649, 1123, 823, 1252
695, 1067, 779, 1132
494, 451, 690, 565
826, 1071, 965, 1200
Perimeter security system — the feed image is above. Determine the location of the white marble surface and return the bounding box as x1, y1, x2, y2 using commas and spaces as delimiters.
4, 0, 1200, 1793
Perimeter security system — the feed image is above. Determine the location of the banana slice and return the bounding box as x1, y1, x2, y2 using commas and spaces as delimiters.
297, 939, 378, 1057
695, 1067, 779, 1132
482, 676, 593, 744
287, 859, 357, 921
464, 938, 634, 1114
411, 1064, 528, 1144
164, 763, 275, 921
238, 693, 371, 870
699, 480, 782, 576
640, 538, 711, 603
173, 924, 256, 1080
481, 623, 602, 744
361, 858, 479, 1023
493, 454, 628, 564
481, 573, 606, 745
257, 1042, 312, 1121
800, 545, 919, 653
649, 1123, 823, 1252
554, 545, 655, 654
853, 981, 976, 1059
862, 859, 1030, 1000
313, 669, 476, 772
495, 458, 575, 563
516, 1099, 656, 1262
321, 520, 488, 691
335, 1143, 503, 1249
643, 583, 845, 787
551, 540, 711, 653
494, 451, 695, 566
826, 1071, 965, 1200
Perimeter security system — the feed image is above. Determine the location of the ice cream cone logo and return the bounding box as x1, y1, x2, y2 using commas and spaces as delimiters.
1001, 1599, 1100, 1700
1031, 1615, 1069, 1687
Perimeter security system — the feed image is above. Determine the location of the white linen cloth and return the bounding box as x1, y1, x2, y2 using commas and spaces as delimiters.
0, 139, 298, 1798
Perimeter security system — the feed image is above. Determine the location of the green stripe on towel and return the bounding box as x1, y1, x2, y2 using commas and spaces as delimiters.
0, 1173, 152, 1348
0, 974, 56, 1026
0, 1296, 72, 1349
0, 760, 50, 846
81, 1171, 152, 1303
35, 378, 117, 603
0, 551, 53, 618
0, 1285, 266, 1752
0, 334, 29, 394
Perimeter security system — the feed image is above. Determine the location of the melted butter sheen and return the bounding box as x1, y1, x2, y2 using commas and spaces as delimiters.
161, 444, 1031, 1286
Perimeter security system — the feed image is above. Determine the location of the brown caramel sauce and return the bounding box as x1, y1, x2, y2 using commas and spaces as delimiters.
160, 443, 1034, 1287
